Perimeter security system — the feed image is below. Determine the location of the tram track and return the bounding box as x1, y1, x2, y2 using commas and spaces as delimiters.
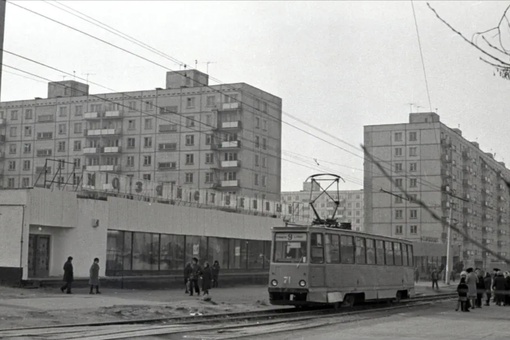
0, 292, 455, 339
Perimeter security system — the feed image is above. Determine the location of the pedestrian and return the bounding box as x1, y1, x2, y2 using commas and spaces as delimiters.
184, 262, 192, 294
431, 268, 439, 290
88, 258, 101, 294
201, 262, 212, 296
484, 272, 492, 306
450, 269, 456, 283
465, 268, 478, 309
212, 260, 220, 288
188, 257, 202, 296
60, 256, 74, 294
492, 271, 506, 306
456, 277, 469, 312
475, 268, 485, 308
505, 271, 510, 306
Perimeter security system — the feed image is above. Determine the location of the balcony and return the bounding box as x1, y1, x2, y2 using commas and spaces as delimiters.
85, 165, 120, 172
221, 102, 240, 110
103, 146, 121, 153
86, 128, 121, 137
219, 121, 242, 130
83, 147, 100, 154
84, 112, 100, 119
219, 140, 240, 149
221, 160, 240, 168
220, 180, 239, 188
104, 110, 122, 118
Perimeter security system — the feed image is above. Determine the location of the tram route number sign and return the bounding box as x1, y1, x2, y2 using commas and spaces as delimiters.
275, 233, 307, 242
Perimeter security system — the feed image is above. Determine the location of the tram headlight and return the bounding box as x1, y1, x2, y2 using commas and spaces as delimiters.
299, 280, 307, 287
271, 279, 278, 287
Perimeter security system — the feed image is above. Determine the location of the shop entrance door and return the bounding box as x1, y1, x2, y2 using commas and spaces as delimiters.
28, 235, 50, 278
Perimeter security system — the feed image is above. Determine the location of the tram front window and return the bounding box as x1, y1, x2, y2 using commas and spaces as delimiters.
273, 233, 307, 263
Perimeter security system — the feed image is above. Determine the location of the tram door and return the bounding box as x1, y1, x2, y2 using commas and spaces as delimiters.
28, 235, 50, 278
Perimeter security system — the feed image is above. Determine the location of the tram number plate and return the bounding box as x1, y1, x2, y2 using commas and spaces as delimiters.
275, 233, 306, 241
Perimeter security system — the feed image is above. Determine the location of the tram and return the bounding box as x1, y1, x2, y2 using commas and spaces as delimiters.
268, 174, 415, 307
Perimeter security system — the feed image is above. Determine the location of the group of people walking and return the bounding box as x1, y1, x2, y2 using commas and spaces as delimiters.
456, 268, 510, 312
184, 258, 221, 296
60, 256, 101, 295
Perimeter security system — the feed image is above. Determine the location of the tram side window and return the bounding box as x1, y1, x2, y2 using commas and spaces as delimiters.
385, 241, 394, 265
340, 235, 355, 264
311, 233, 324, 264
355, 237, 366, 264
325, 234, 340, 263
273, 233, 307, 263
366, 238, 376, 264
408, 244, 414, 266
402, 243, 409, 266
394, 243, 402, 266
375, 240, 385, 265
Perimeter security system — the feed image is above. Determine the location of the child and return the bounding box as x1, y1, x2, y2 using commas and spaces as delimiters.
456, 277, 469, 312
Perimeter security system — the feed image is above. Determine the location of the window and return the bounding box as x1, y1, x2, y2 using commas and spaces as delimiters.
224, 152, 237, 161
394, 132, 402, 141
185, 172, 194, 183
160, 106, 177, 115
410, 225, 418, 234
205, 153, 214, 164
90, 104, 102, 112
254, 154, 259, 167
142, 174, 151, 181
159, 142, 177, 151
23, 160, 30, 171
205, 172, 214, 183
127, 138, 136, 149
8, 160, 16, 171
310, 233, 324, 264
206, 115, 212, 126
185, 153, 194, 165
144, 118, 152, 130
410, 162, 417, 172
376, 240, 385, 264
355, 237, 366, 264
262, 138, 267, 150
206, 96, 215, 107
73, 140, 81, 151
410, 209, 418, 219
186, 97, 195, 108
143, 155, 152, 166
395, 225, 403, 235
409, 147, 417, 157
262, 175, 267, 187
263, 119, 267, 131
205, 134, 213, 145
59, 106, 67, 117
25, 109, 33, 120
144, 137, 152, 148
128, 120, 136, 130
186, 116, 195, 127
7, 178, 15, 188
395, 163, 402, 172
395, 195, 403, 203
58, 141, 66, 152
366, 239, 376, 264
10, 127, 17, 137
407, 245, 414, 266
385, 241, 394, 265
256, 117, 260, 128
126, 156, 134, 167
74, 122, 82, 134
21, 178, 30, 188
224, 172, 237, 181
340, 235, 355, 264
145, 100, 154, 111
395, 147, 402, 157
74, 158, 81, 168
409, 131, 417, 141
255, 136, 260, 148
185, 135, 195, 146
128, 101, 137, 111
37, 132, 53, 140
394, 243, 403, 266
409, 178, 417, 187
395, 209, 403, 219
254, 174, 259, 186
75, 105, 83, 116
9, 144, 16, 154
395, 178, 403, 187
11, 110, 18, 120
58, 123, 67, 135
23, 143, 31, 154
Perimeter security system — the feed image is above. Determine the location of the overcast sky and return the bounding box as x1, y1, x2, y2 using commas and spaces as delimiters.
3, 1, 510, 192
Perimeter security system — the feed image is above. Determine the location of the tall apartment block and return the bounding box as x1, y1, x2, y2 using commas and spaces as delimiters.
281, 182, 364, 231
0, 70, 282, 201
364, 112, 510, 268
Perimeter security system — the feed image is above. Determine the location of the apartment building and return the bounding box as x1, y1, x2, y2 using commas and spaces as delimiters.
364, 112, 510, 268
281, 181, 364, 231
0, 70, 282, 201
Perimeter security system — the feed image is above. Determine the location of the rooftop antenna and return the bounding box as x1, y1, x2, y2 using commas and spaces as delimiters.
195, 60, 198, 69
408, 103, 415, 113
305, 173, 345, 227
61, 75, 66, 81
203, 61, 216, 74
73, 70, 76, 81
82, 72, 95, 84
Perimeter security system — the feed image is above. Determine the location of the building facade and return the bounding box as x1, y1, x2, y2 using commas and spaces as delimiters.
281, 182, 364, 231
364, 112, 510, 269
0, 70, 282, 201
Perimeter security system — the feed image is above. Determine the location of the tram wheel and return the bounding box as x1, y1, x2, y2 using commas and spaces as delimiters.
342, 295, 355, 307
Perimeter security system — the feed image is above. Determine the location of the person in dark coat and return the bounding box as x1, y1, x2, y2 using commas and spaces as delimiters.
505, 271, 510, 306
89, 258, 100, 294
431, 268, 439, 290
184, 262, 192, 294
212, 260, 220, 288
492, 272, 506, 306
456, 277, 469, 312
60, 256, 74, 294
484, 272, 492, 306
475, 268, 485, 308
188, 257, 202, 296
201, 262, 212, 296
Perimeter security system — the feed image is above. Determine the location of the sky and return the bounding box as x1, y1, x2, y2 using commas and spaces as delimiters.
2, 1, 510, 192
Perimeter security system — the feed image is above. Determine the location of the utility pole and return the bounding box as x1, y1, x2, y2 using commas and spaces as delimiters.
0, 0, 7, 101
445, 198, 453, 285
